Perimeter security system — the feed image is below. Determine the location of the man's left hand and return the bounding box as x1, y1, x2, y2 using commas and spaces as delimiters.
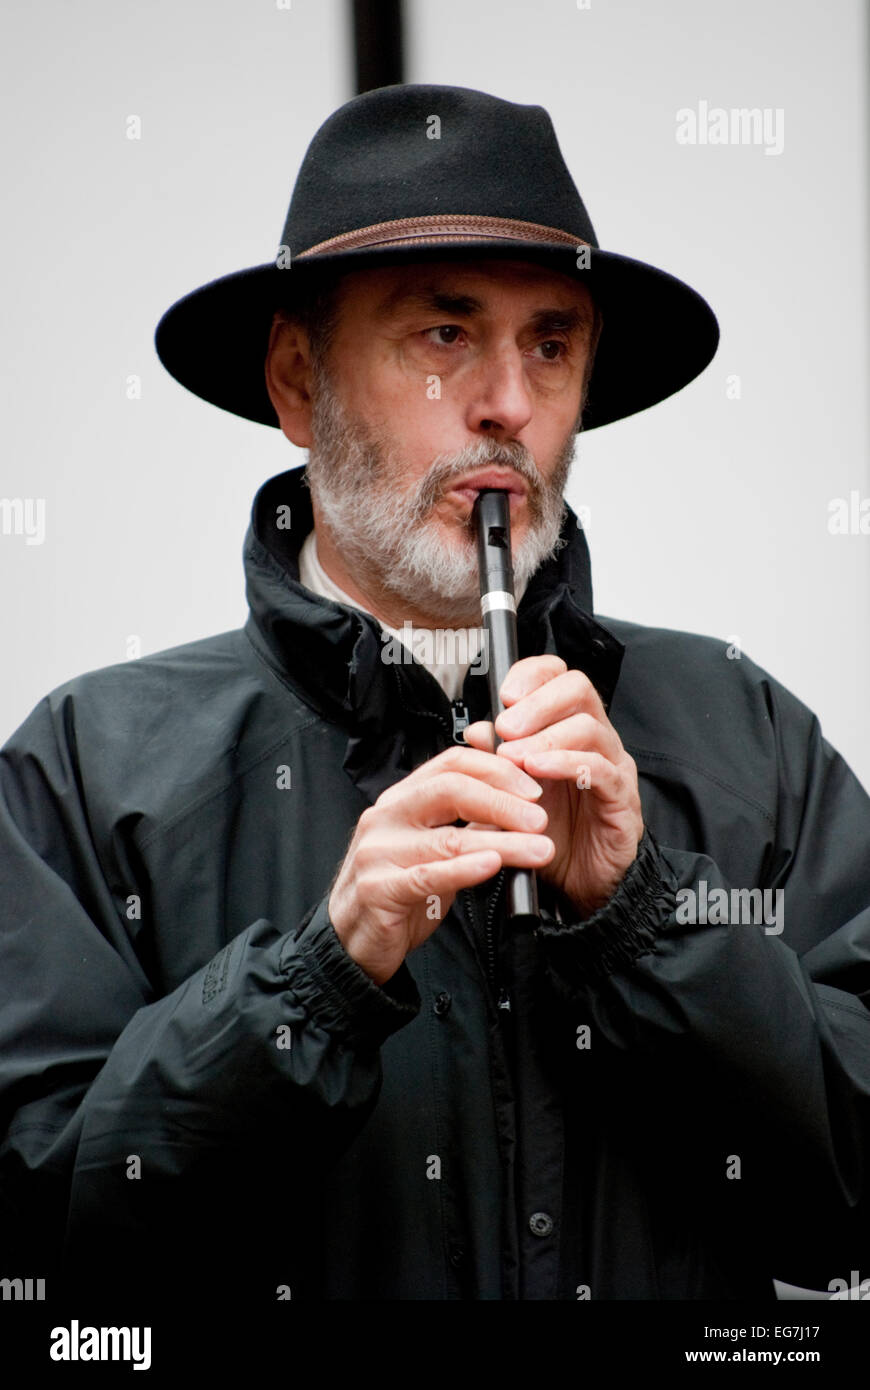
463, 655, 644, 917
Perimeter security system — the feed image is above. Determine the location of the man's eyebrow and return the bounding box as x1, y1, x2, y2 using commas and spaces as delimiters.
375, 288, 485, 319
375, 288, 593, 335
526, 306, 592, 336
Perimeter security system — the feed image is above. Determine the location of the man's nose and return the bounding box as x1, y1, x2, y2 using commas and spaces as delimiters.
465, 349, 534, 438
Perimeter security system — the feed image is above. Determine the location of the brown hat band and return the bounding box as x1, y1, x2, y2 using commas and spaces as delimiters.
294, 213, 588, 260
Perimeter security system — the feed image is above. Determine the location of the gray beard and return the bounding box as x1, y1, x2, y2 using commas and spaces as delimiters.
303, 360, 580, 627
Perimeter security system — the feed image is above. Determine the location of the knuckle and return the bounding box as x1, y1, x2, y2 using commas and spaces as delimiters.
537, 654, 566, 675
355, 870, 382, 906
406, 862, 432, 898
354, 837, 383, 871
429, 747, 465, 780
577, 711, 597, 740
614, 756, 634, 791
432, 771, 463, 802
439, 825, 465, 858
566, 668, 588, 699
437, 745, 464, 771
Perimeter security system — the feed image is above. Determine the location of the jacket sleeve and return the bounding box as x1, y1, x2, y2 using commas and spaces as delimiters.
535, 678, 870, 1291
0, 694, 419, 1294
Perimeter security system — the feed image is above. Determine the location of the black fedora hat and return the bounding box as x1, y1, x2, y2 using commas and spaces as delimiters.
155, 83, 719, 432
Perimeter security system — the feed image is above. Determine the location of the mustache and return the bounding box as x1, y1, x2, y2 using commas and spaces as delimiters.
405, 439, 545, 527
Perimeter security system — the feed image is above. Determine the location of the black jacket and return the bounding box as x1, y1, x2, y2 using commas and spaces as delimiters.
2, 463, 870, 1303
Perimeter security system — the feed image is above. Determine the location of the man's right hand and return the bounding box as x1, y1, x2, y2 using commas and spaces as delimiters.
328, 745, 554, 985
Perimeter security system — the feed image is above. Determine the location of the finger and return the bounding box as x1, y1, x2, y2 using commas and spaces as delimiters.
378, 743, 542, 809
381, 771, 550, 834
381, 849, 505, 912
495, 671, 611, 743
498, 654, 568, 706
516, 748, 632, 803
464, 714, 619, 765
376, 832, 556, 913
493, 711, 623, 766
408, 828, 555, 874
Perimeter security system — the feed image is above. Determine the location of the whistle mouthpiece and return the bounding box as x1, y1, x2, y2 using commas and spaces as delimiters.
473, 488, 516, 605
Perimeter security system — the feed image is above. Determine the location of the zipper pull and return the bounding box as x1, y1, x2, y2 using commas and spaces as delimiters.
451, 700, 471, 745
497, 988, 512, 1012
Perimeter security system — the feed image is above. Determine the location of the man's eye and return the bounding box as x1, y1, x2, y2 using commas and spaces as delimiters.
422, 325, 464, 346
536, 340, 567, 361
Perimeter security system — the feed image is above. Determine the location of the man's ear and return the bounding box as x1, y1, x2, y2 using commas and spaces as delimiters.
265, 313, 314, 447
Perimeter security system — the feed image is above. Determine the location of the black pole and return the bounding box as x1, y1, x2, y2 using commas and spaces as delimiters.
474, 489, 541, 926
351, 0, 405, 94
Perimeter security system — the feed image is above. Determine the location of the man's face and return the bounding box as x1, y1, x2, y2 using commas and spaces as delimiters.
288, 258, 597, 625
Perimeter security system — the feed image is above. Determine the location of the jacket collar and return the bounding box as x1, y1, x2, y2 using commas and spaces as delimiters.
243, 466, 624, 791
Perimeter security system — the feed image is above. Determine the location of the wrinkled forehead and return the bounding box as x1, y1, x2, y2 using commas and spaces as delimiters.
331, 257, 597, 326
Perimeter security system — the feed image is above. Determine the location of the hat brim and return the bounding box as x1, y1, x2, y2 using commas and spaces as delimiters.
154, 240, 719, 432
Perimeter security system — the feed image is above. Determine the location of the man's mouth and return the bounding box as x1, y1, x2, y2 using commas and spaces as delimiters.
443, 469, 529, 512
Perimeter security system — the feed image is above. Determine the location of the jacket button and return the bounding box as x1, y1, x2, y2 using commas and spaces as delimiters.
529, 1211, 554, 1238
433, 991, 452, 1017
448, 1243, 466, 1267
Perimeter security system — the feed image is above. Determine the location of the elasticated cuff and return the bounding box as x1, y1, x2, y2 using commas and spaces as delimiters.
279, 897, 421, 1045
535, 828, 676, 987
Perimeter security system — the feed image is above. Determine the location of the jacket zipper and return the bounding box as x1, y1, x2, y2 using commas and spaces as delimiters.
449, 700, 470, 744
447, 697, 505, 995
391, 668, 506, 999
390, 665, 468, 746
463, 871, 506, 998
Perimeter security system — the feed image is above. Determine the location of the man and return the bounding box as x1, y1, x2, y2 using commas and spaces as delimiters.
1, 83, 869, 1306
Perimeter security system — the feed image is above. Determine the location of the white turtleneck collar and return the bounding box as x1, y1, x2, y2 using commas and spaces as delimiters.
298, 530, 486, 702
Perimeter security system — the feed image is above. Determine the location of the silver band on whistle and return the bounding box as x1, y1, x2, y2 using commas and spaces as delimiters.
481, 590, 517, 616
